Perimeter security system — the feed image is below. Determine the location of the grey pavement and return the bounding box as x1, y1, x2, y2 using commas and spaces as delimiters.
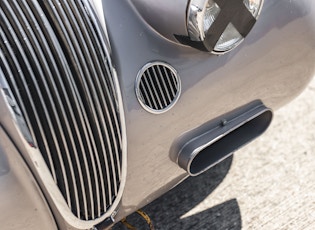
114, 77, 315, 230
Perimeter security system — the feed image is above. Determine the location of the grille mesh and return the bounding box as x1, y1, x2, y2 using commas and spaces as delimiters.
136, 62, 181, 113
0, 0, 123, 221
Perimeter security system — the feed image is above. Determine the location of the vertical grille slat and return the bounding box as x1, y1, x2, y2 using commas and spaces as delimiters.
78, 10, 123, 188
70, 2, 117, 200
62, 0, 121, 213
21, 0, 92, 218
22, 0, 90, 215
136, 62, 181, 114
71, 0, 116, 211
0, 0, 125, 221
46, 0, 104, 219
1, 7, 71, 194
35, 1, 96, 219
76, 0, 123, 147
6, 2, 86, 215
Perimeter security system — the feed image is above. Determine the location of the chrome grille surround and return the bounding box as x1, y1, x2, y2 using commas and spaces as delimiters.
0, 0, 126, 228
135, 62, 181, 114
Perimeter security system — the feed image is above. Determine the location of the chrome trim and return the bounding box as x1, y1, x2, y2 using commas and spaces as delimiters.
135, 62, 181, 114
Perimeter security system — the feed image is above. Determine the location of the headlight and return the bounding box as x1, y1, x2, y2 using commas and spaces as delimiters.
187, 0, 264, 54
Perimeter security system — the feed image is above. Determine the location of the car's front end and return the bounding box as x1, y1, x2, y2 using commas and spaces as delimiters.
1, 0, 315, 229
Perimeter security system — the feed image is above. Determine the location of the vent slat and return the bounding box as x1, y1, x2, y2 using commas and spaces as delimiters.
163, 66, 177, 98
152, 66, 168, 107
139, 80, 154, 109
146, 70, 164, 109
143, 73, 159, 109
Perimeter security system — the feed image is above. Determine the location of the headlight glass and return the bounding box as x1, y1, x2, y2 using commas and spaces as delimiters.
187, 0, 264, 54
244, 0, 263, 17
214, 23, 243, 52
203, 1, 220, 37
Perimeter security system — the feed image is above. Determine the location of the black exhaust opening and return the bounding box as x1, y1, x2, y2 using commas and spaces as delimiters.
171, 100, 273, 176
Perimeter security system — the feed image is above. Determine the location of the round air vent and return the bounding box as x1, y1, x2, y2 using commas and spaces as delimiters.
135, 62, 181, 114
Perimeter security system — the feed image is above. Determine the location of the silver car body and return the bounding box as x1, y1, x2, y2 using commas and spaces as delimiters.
0, 0, 315, 229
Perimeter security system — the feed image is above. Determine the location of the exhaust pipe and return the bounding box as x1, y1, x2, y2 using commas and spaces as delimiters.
170, 100, 272, 176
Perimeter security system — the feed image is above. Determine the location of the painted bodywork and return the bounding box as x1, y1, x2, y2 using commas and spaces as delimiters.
0, 0, 315, 229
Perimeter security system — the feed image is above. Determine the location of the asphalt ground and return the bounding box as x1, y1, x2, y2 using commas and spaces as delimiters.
113, 77, 315, 230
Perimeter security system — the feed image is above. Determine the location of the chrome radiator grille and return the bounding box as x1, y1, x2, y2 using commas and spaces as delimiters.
0, 0, 124, 221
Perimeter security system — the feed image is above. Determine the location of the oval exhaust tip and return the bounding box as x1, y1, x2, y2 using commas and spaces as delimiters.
170, 100, 273, 176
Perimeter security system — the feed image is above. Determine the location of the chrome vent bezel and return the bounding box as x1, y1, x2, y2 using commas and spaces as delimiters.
135, 62, 181, 114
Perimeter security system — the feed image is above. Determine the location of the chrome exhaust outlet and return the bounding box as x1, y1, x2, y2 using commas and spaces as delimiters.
170, 100, 272, 176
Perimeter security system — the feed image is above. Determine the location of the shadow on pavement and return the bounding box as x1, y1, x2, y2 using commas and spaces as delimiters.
113, 155, 241, 230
